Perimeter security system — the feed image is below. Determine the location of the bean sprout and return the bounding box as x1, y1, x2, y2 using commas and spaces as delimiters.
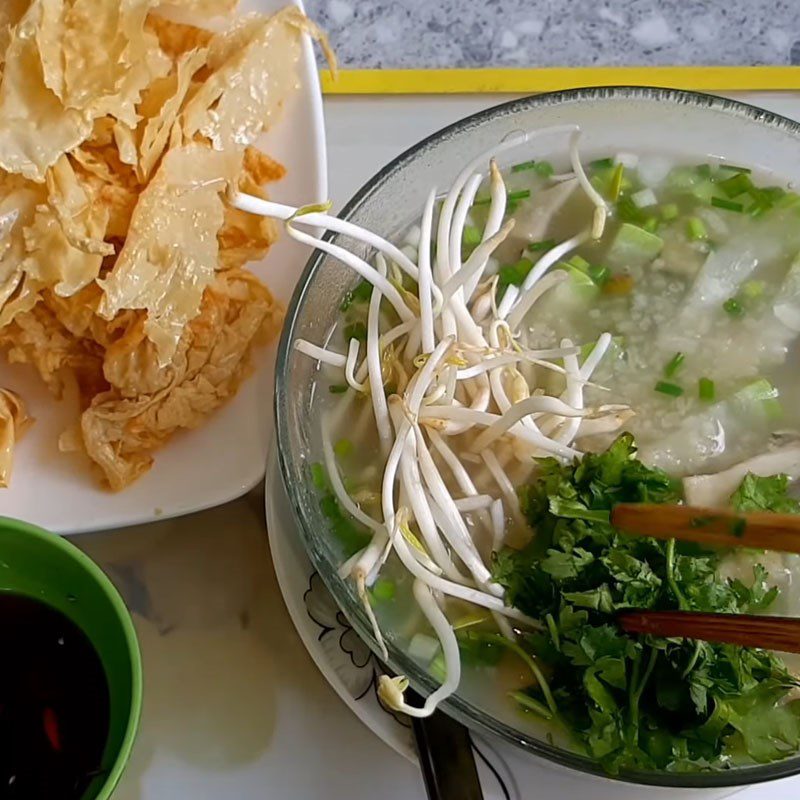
246, 125, 625, 720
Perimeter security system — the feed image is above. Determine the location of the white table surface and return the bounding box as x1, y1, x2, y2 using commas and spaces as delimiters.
77, 91, 800, 799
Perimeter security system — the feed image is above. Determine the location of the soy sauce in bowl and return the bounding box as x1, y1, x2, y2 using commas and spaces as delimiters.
0, 594, 110, 799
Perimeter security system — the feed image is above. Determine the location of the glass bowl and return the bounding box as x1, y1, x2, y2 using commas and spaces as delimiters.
275, 87, 800, 787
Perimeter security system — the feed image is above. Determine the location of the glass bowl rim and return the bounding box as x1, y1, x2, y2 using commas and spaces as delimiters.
275, 85, 800, 787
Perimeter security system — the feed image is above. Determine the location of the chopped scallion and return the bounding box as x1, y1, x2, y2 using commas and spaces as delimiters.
711, 196, 744, 212
587, 264, 610, 287
340, 280, 373, 311
310, 462, 327, 490
718, 163, 752, 174
722, 297, 744, 317
527, 239, 556, 253
462, 225, 482, 246
660, 203, 679, 221
498, 258, 534, 293
590, 157, 614, 170
686, 217, 707, 240
507, 189, 531, 202
534, 160, 555, 177
719, 172, 753, 198
334, 438, 353, 458
328, 384, 348, 394
371, 578, 396, 602
568, 255, 591, 271
511, 160, 537, 173
609, 163, 624, 201
616, 195, 647, 225
642, 216, 660, 233
664, 352, 685, 378
695, 163, 713, 179
741, 280, 765, 300
655, 381, 684, 397
698, 377, 715, 402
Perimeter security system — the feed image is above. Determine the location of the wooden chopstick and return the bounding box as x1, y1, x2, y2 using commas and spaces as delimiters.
619, 610, 800, 654
610, 503, 800, 554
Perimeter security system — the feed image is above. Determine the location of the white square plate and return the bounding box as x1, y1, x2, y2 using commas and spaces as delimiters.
0, 0, 327, 533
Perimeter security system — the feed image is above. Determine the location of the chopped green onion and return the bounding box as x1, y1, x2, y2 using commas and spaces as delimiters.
642, 216, 660, 233
698, 377, 715, 402
507, 189, 531, 202
567, 254, 591, 271
718, 163, 752, 174
740, 280, 765, 300
344, 321, 368, 341
711, 196, 744, 212
609, 163, 624, 201
660, 203, 679, 221
318, 489, 371, 557
498, 258, 534, 293
664, 352, 685, 378
334, 438, 353, 459
534, 161, 554, 177
328, 384, 348, 395
722, 297, 744, 317
686, 217, 707, 240
429, 652, 445, 682
511, 160, 537, 173
505, 200, 519, 216
695, 163, 713, 179
340, 280, 373, 311
590, 157, 614, 170
762, 186, 787, 202
776, 191, 800, 210
527, 239, 555, 253
563, 255, 609, 287
655, 381, 684, 397
587, 264, 610, 287
462, 225, 482, 246
371, 578, 396, 602
747, 186, 788, 217
310, 462, 327, 490
616, 195, 647, 225
718, 172, 753, 198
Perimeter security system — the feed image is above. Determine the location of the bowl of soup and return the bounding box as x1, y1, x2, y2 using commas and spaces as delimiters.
274, 87, 800, 786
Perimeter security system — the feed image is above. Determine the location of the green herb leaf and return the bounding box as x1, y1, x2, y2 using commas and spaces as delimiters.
492, 434, 795, 773
730, 473, 800, 514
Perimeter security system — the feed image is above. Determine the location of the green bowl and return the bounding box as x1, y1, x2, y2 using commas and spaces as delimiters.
0, 517, 142, 800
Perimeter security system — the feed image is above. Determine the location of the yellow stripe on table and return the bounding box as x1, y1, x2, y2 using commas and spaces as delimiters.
321, 66, 800, 95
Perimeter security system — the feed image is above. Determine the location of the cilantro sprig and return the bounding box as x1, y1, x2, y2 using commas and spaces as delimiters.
492, 434, 800, 773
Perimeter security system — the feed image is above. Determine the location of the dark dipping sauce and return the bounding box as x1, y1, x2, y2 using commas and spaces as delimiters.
0, 594, 110, 799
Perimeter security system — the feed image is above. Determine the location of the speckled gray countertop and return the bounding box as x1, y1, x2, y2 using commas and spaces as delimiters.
305, 0, 800, 68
